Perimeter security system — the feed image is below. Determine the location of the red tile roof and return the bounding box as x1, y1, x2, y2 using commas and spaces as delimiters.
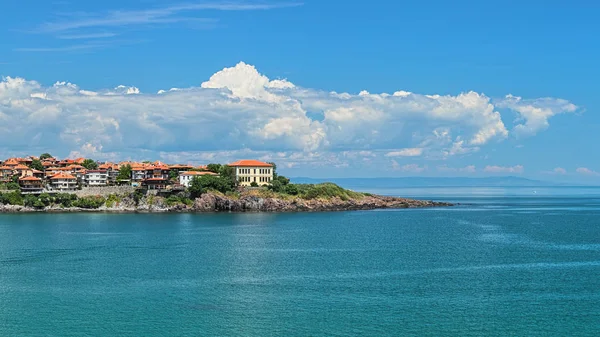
180, 171, 218, 176
50, 173, 76, 180
19, 176, 42, 181
228, 160, 273, 167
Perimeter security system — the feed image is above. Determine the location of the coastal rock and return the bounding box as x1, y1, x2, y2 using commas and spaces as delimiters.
0, 191, 452, 214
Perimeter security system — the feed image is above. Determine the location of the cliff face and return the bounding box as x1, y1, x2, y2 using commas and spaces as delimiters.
0, 192, 452, 213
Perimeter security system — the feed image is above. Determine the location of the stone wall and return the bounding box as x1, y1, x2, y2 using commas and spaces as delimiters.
73, 186, 135, 197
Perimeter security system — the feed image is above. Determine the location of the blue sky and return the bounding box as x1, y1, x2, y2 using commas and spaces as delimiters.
0, 0, 599, 182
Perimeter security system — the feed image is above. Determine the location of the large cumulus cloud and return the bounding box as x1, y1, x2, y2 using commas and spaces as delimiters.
0, 62, 577, 167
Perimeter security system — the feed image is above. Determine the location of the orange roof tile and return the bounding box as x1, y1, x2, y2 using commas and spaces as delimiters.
228, 160, 273, 167
19, 176, 42, 181
50, 173, 76, 180
180, 171, 218, 176
14, 164, 30, 170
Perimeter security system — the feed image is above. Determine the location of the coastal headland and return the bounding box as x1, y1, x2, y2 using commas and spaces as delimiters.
0, 184, 452, 213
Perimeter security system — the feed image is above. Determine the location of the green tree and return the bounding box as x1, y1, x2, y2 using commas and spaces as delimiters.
189, 175, 234, 197
82, 159, 98, 170
267, 162, 277, 178
29, 159, 44, 171
117, 164, 132, 181
169, 170, 178, 180
206, 163, 222, 173
6, 182, 20, 191
250, 181, 259, 187
24, 195, 37, 207
188, 178, 204, 199
0, 191, 23, 205
284, 184, 299, 195
218, 165, 237, 188
39, 153, 53, 160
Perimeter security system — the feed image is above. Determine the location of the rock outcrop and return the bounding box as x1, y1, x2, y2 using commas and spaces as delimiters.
191, 193, 451, 213
0, 192, 452, 213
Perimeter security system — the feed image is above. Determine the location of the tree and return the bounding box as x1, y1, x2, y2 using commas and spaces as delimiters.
250, 181, 259, 187
117, 164, 132, 181
6, 182, 19, 191
284, 184, 299, 195
189, 175, 233, 197
206, 163, 222, 173
188, 178, 204, 199
39, 153, 53, 160
218, 165, 237, 188
82, 159, 98, 170
169, 170, 178, 180
267, 162, 278, 178
29, 159, 44, 171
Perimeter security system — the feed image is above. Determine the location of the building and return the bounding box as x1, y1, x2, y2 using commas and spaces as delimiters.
13, 164, 32, 178
0, 165, 13, 182
19, 176, 44, 193
49, 173, 78, 191
85, 170, 108, 186
228, 160, 274, 186
178, 171, 218, 187
99, 163, 120, 184
142, 178, 171, 190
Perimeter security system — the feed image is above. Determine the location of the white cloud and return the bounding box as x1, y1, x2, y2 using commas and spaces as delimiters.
484, 165, 524, 174
34, 2, 301, 33
392, 162, 427, 173
497, 94, 578, 137
576, 167, 599, 176
553, 167, 567, 175
437, 165, 476, 173
385, 148, 423, 157
0, 62, 576, 169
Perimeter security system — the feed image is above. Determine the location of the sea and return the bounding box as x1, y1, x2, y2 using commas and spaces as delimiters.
0, 186, 599, 336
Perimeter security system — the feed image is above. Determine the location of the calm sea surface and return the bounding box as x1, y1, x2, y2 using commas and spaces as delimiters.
1, 187, 599, 336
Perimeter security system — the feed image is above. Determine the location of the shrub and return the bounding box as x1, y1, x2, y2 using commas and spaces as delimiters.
189, 175, 234, 196
105, 194, 121, 208
165, 195, 192, 206
133, 189, 145, 206
24, 195, 38, 207
73, 196, 105, 209
299, 183, 362, 201
250, 181, 259, 187
0, 191, 24, 205
55, 193, 77, 207
6, 182, 20, 191
38, 193, 52, 206
284, 184, 299, 195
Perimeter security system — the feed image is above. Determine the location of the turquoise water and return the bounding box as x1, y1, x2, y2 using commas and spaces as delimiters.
1, 188, 600, 336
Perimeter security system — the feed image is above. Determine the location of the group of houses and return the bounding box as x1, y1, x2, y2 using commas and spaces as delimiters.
0, 156, 274, 194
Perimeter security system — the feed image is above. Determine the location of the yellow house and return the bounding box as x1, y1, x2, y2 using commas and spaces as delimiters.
228, 160, 274, 186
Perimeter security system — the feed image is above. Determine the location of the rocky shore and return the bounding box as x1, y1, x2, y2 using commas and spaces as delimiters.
0, 191, 452, 213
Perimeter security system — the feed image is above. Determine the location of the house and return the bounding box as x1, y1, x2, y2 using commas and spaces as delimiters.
178, 171, 218, 187
49, 173, 78, 191
85, 170, 108, 186
0, 165, 14, 182
31, 169, 44, 179
147, 163, 170, 180
228, 160, 274, 186
13, 164, 32, 178
131, 165, 147, 182
99, 163, 120, 184
142, 178, 171, 190
169, 164, 194, 174
19, 176, 44, 193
